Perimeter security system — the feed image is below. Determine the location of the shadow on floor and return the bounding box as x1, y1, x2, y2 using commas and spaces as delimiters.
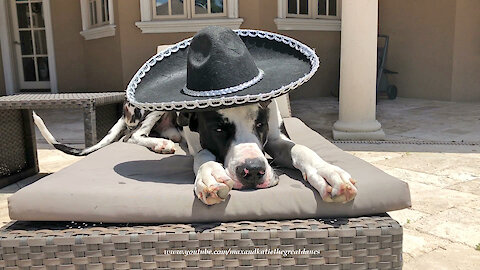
0, 173, 50, 194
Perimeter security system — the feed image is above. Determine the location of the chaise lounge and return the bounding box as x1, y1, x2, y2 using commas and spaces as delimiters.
0, 108, 410, 269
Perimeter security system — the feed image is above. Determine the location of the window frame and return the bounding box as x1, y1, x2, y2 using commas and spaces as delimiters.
276, 0, 342, 31
80, 0, 116, 40
137, 0, 242, 34
286, 0, 312, 18
312, 0, 341, 20
190, 0, 227, 19
151, 0, 188, 20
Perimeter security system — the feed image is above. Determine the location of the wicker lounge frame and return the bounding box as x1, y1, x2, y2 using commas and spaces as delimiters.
0, 93, 124, 188
0, 215, 402, 269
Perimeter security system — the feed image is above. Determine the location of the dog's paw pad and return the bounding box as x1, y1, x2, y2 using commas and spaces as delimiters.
198, 183, 230, 205
152, 140, 175, 154
195, 162, 234, 205
324, 181, 357, 203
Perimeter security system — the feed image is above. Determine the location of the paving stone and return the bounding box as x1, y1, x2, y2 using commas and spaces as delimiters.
374, 152, 468, 177
37, 149, 84, 173
291, 97, 480, 143
446, 178, 480, 196
0, 199, 11, 225
405, 181, 478, 215
403, 243, 480, 270
412, 200, 480, 247
400, 228, 450, 259
347, 151, 404, 163
373, 164, 461, 188
387, 208, 428, 226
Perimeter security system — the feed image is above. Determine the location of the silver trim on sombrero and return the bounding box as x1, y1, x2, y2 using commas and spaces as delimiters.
182, 69, 264, 97
126, 29, 320, 111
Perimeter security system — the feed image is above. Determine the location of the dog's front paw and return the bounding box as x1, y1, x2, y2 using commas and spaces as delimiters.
151, 139, 175, 154
304, 164, 357, 203
194, 161, 234, 205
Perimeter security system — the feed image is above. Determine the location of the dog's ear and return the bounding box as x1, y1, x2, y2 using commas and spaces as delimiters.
259, 100, 271, 109
177, 112, 199, 132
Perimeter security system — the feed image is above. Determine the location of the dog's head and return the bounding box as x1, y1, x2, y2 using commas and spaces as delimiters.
178, 102, 278, 189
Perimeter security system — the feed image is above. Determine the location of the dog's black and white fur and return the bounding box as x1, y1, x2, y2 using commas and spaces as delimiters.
34, 99, 357, 205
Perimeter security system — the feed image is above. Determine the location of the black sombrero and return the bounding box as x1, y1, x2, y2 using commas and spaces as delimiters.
126, 26, 319, 111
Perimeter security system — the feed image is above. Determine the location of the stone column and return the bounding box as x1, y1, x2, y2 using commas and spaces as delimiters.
332, 0, 385, 140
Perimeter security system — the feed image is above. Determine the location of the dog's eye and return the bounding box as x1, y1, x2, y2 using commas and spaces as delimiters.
215, 128, 223, 132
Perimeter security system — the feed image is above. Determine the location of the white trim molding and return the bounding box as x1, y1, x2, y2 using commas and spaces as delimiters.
79, 0, 115, 40
0, 0, 16, 95
274, 18, 341, 31
43, 0, 58, 93
275, 0, 341, 31
80, 24, 116, 40
136, 18, 243, 34
136, 0, 242, 34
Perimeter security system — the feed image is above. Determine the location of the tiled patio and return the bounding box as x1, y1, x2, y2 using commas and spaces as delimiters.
1, 97, 479, 269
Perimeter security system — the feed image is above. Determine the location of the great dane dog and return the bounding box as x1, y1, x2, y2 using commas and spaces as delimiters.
34, 99, 357, 205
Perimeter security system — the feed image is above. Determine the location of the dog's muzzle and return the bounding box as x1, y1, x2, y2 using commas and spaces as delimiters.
235, 158, 266, 188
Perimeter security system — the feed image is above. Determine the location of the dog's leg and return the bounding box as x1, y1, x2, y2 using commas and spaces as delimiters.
266, 136, 357, 203
193, 149, 234, 205
265, 100, 357, 203
128, 111, 176, 154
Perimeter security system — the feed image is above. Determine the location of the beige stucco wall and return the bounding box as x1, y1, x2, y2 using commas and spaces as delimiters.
379, 0, 457, 101
116, 0, 193, 92
50, 0, 87, 92
82, 0, 124, 92
0, 43, 5, 96
4, 0, 479, 101
451, 0, 480, 102
49, 0, 123, 92
116, 0, 340, 98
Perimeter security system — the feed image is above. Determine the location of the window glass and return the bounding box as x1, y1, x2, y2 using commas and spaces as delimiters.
156, 0, 169, 16
31, 3, 45, 27
329, 0, 336, 16
287, 0, 297, 14
19, 30, 33, 55
299, 0, 308, 15
16, 3, 30, 28
195, 0, 208, 15
37, 57, 50, 81
171, 0, 185, 15
22, 58, 36, 81
34, 30, 47, 55
318, 0, 326, 15
211, 0, 223, 14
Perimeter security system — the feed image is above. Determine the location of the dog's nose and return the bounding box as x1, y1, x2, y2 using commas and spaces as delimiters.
236, 158, 266, 187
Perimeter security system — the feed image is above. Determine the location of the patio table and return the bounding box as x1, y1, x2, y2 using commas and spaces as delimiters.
0, 93, 125, 188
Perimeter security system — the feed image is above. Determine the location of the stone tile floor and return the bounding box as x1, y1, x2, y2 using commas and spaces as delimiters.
1, 97, 480, 269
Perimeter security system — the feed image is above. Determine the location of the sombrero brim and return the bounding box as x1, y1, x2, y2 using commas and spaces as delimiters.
126, 30, 319, 112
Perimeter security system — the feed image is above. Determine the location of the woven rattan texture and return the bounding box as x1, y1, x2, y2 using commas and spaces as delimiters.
0, 216, 402, 269
0, 110, 27, 177
95, 104, 121, 141
0, 93, 125, 110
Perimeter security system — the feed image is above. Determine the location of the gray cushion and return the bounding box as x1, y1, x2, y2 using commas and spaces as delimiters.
8, 118, 411, 223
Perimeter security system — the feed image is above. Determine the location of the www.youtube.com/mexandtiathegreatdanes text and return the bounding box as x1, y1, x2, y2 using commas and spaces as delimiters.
164, 248, 321, 257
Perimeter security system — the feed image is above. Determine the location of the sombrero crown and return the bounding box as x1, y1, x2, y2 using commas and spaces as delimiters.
126, 26, 319, 111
